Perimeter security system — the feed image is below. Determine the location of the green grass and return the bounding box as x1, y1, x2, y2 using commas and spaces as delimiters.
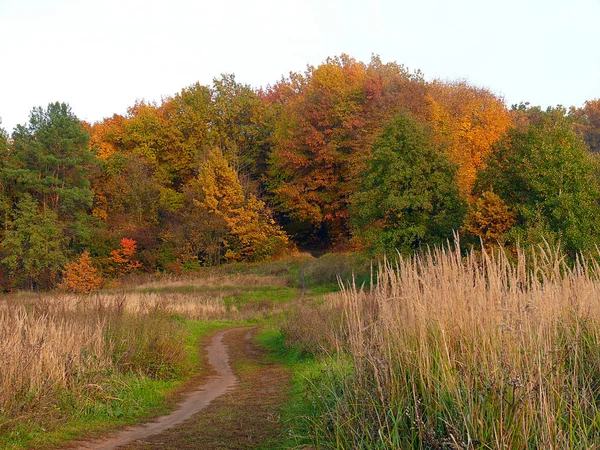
256, 326, 331, 450
223, 286, 299, 309
0, 375, 178, 450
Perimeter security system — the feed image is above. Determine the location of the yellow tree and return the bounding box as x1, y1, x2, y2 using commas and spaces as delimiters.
426, 81, 511, 199
187, 149, 289, 264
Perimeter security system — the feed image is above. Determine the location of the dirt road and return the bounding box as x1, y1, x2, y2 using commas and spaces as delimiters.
70, 327, 290, 450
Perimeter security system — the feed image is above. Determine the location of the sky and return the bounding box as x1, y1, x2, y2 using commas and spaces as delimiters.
0, 0, 599, 133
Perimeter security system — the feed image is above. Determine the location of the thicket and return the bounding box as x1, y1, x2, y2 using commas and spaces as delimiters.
0, 55, 599, 289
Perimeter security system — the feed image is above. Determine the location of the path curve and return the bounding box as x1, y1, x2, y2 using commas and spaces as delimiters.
73, 329, 237, 450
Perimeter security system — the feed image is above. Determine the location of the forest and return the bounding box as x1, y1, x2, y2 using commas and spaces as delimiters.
1, 54, 600, 291
4, 54, 600, 449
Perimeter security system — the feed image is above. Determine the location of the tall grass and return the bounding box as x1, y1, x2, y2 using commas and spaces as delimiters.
0, 290, 228, 436
286, 244, 600, 448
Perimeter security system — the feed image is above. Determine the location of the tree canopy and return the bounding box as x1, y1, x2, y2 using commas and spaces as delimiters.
1, 56, 600, 289
350, 112, 466, 256
476, 108, 600, 254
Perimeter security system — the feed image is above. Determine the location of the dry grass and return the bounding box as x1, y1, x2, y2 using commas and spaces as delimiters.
135, 273, 289, 291
0, 271, 288, 438
0, 293, 191, 430
286, 243, 600, 449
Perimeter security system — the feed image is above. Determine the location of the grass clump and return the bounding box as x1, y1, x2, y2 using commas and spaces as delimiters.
282, 243, 600, 449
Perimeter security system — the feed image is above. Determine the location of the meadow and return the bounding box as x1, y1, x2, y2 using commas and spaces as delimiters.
0, 263, 312, 449
7, 245, 600, 449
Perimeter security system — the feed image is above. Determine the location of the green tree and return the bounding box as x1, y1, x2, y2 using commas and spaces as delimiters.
210, 74, 272, 180
3, 103, 97, 252
7, 103, 94, 216
1, 195, 67, 288
350, 112, 466, 256
0, 124, 10, 230
476, 108, 600, 254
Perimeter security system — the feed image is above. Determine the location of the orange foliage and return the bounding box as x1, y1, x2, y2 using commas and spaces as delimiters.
108, 238, 143, 276
89, 114, 125, 160
268, 54, 427, 244
426, 81, 511, 199
464, 191, 515, 247
60, 251, 103, 294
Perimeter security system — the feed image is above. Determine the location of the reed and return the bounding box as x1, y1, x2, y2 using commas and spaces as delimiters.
288, 243, 600, 448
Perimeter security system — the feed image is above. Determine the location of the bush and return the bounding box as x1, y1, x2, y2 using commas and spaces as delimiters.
60, 251, 103, 294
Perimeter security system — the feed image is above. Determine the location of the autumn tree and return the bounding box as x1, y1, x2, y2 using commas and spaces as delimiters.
108, 238, 143, 277
88, 114, 126, 160
60, 251, 103, 293
571, 98, 600, 152
180, 149, 289, 265
350, 112, 466, 256
464, 191, 515, 248
476, 108, 600, 254
426, 81, 511, 199
268, 54, 427, 247
160, 83, 212, 186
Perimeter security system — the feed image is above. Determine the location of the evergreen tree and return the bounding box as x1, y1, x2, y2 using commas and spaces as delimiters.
3, 103, 97, 250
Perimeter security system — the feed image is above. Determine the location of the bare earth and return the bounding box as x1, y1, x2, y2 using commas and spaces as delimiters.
68, 327, 290, 450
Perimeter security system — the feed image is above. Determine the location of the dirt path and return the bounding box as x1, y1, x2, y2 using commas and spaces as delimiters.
70, 327, 290, 450
73, 329, 238, 450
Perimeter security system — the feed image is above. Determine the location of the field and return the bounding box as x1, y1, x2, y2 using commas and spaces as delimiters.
0, 258, 309, 449
5, 247, 600, 449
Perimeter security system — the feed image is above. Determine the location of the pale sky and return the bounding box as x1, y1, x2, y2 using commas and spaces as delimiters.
1, 0, 599, 133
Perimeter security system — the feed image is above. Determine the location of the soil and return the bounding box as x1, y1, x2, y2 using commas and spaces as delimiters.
68, 327, 290, 450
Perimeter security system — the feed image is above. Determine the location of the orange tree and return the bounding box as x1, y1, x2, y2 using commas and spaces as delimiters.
426, 81, 511, 200
108, 238, 142, 277
60, 251, 103, 294
267, 55, 427, 247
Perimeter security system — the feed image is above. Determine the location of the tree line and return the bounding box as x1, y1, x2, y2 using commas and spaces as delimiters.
1, 54, 599, 290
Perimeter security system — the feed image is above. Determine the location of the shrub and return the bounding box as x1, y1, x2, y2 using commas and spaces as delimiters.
60, 251, 103, 294
108, 238, 143, 277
